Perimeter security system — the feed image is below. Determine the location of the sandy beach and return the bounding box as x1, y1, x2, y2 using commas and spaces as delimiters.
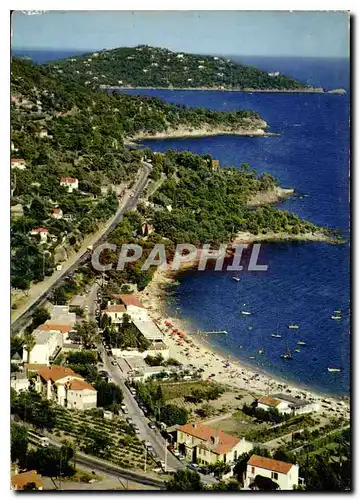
138, 267, 350, 421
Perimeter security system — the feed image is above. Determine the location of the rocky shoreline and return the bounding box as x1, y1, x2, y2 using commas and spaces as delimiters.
104, 84, 347, 95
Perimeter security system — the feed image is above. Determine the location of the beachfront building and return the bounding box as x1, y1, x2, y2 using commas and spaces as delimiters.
257, 395, 290, 413
60, 177, 79, 193
33, 365, 97, 409
22, 328, 63, 365
11, 158, 27, 170
116, 294, 149, 321
257, 393, 320, 416
175, 423, 253, 468
244, 455, 299, 490
11, 470, 44, 491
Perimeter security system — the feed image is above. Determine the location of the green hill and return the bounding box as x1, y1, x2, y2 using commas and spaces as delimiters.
46, 45, 307, 91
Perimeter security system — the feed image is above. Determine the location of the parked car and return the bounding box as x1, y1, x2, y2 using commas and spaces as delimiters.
111, 361, 117, 366
148, 421, 156, 429
126, 417, 133, 424
133, 425, 140, 434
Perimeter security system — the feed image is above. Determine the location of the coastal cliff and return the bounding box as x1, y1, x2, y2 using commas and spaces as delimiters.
131, 119, 270, 140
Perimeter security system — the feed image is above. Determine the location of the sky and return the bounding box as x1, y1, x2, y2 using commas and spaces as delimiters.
11, 10, 349, 58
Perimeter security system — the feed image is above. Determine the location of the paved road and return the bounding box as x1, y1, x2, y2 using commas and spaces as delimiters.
11, 162, 152, 332
98, 344, 217, 486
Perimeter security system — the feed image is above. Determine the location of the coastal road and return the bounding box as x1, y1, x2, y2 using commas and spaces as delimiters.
11, 162, 152, 332
98, 344, 217, 486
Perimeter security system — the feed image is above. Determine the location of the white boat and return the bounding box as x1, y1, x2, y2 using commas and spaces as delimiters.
288, 324, 299, 329
331, 315, 341, 320
232, 277, 240, 282
334, 309, 342, 314
241, 311, 251, 316
297, 341, 306, 346
271, 334, 282, 338
328, 367, 342, 373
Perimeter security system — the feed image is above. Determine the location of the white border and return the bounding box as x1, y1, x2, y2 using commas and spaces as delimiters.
2, 3, 355, 499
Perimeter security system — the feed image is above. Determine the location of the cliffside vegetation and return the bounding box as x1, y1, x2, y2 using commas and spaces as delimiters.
46, 45, 307, 91
10, 58, 265, 291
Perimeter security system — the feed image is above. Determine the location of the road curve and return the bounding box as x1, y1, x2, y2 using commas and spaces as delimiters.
11, 162, 152, 332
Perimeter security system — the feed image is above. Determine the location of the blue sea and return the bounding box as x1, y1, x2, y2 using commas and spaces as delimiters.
16, 50, 350, 395
121, 58, 350, 396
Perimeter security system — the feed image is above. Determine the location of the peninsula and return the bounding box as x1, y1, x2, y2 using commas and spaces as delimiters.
45, 45, 346, 94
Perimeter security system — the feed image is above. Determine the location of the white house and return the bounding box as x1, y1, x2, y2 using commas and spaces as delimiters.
37, 127, 48, 138
257, 394, 320, 416
30, 227, 49, 242
38, 321, 74, 344
22, 328, 63, 365
102, 304, 126, 325
52, 207, 63, 219
34, 365, 97, 410
116, 294, 149, 321
245, 455, 299, 490
60, 177, 79, 193
257, 395, 290, 414
176, 423, 253, 467
11, 371, 30, 393
11, 158, 26, 170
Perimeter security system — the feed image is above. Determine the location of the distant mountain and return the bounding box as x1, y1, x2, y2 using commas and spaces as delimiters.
46, 45, 308, 91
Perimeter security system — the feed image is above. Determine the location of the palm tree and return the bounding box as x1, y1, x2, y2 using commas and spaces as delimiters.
23, 332, 36, 364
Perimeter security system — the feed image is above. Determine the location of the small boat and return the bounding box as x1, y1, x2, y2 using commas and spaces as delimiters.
331, 315, 341, 320
280, 341, 292, 360
288, 324, 299, 329
271, 334, 282, 338
297, 341, 306, 346
241, 311, 251, 316
328, 367, 342, 373
249, 356, 255, 360
294, 348, 301, 353
334, 310, 342, 314
258, 349, 264, 355
232, 277, 240, 282
248, 325, 253, 331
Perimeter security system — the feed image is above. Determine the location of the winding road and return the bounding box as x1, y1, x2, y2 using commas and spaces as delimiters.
11, 162, 152, 332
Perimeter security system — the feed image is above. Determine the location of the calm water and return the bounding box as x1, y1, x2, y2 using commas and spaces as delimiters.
16, 50, 350, 394
123, 59, 350, 396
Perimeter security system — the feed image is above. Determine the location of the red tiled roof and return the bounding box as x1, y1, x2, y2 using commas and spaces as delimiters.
104, 304, 126, 313
11, 470, 43, 490
248, 455, 294, 474
67, 379, 96, 391
60, 177, 77, 183
11, 158, 25, 163
38, 322, 73, 334
258, 396, 281, 407
118, 295, 145, 309
31, 227, 48, 233
37, 366, 77, 382
177, 423, 240, 455
53, 208, 62, 214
